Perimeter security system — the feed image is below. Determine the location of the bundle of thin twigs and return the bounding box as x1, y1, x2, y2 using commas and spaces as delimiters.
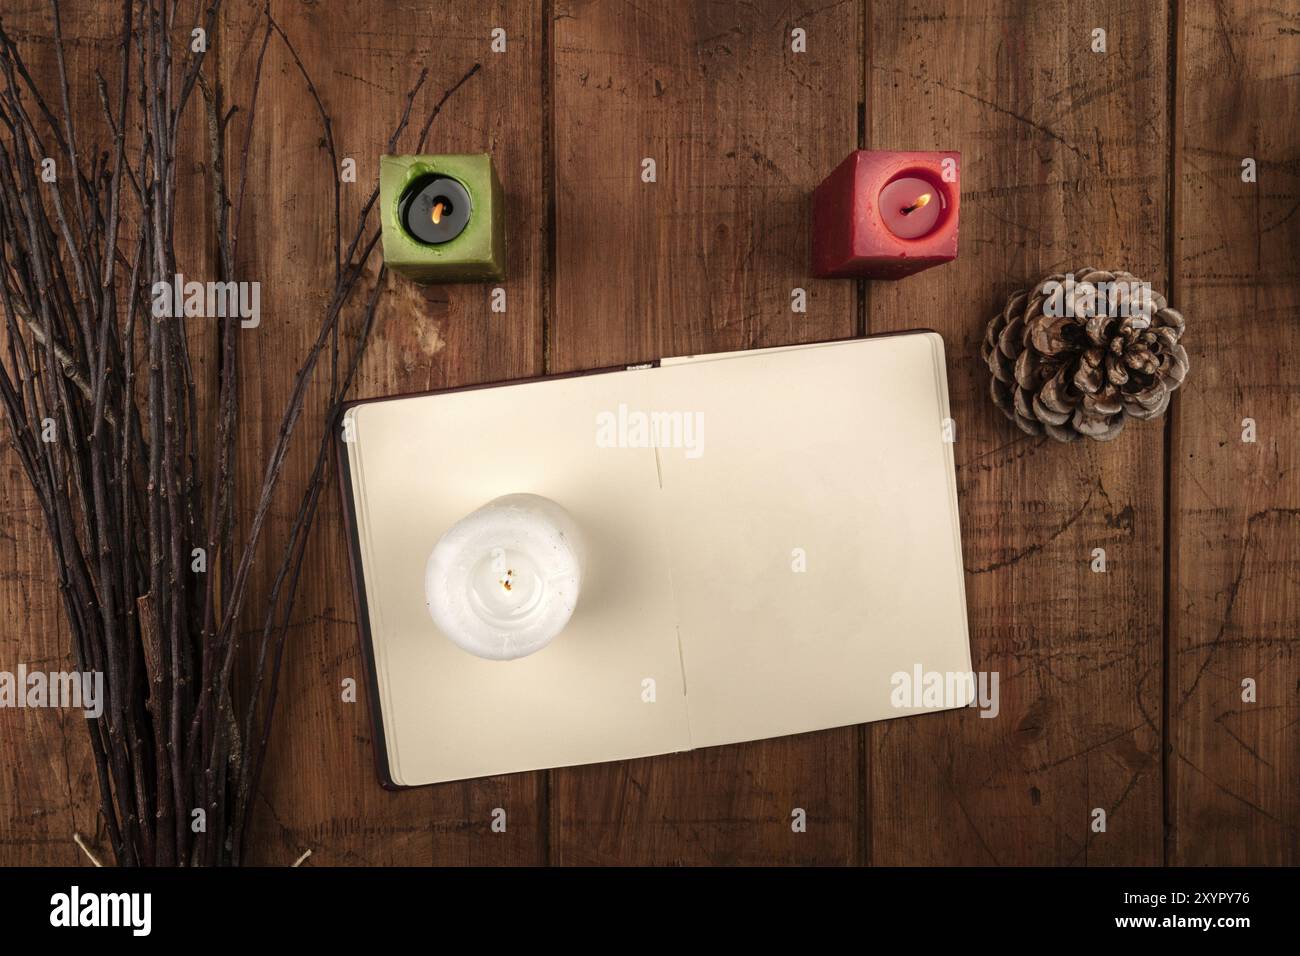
0, 0, 478, 865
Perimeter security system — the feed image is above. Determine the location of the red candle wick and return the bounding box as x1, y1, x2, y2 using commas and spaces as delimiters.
900, 192, 932, 216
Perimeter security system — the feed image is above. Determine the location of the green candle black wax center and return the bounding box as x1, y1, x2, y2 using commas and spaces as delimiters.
399, 174, 471, 245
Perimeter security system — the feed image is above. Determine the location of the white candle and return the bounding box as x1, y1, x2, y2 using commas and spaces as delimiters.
424, 494, 585, 661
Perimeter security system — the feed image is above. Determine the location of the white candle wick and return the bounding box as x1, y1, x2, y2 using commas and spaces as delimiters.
425, 494, 585, 661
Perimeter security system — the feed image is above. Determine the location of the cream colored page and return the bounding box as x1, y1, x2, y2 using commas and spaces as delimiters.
346, 370, 689, 785
652, 333, 972, 748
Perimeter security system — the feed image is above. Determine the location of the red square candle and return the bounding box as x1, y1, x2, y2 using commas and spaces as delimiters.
811, 150, 960, 279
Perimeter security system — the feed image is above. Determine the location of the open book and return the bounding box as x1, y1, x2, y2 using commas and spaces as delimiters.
338, 332, 972, 787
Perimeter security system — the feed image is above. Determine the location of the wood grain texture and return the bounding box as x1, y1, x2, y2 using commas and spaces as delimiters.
865, 0, 1168, 864
1, 0, 1297, 867
547, 0, 862, 864
1169, 0, 1300, 865
0, 456, 96, 865
219, 0, 547, 865
549, 0, 861, 369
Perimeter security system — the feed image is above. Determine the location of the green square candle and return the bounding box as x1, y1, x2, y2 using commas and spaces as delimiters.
379, 153, 505, 283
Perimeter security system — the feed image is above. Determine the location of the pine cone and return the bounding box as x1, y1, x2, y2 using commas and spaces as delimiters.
982, 269, 1190, 442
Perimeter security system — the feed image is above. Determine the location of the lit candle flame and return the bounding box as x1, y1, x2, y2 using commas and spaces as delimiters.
901, 193, 932, 216
431, 201, 445, 225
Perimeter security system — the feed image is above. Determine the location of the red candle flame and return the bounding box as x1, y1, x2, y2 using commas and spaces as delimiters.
901, 193, 932, 216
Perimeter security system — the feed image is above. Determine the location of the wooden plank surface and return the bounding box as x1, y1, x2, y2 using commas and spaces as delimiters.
219, 0, 547, 865
865, 0, 1168, 864
1169, 0, 1300, 865
547, 0, 863, 864
0, 0, 1296, 867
